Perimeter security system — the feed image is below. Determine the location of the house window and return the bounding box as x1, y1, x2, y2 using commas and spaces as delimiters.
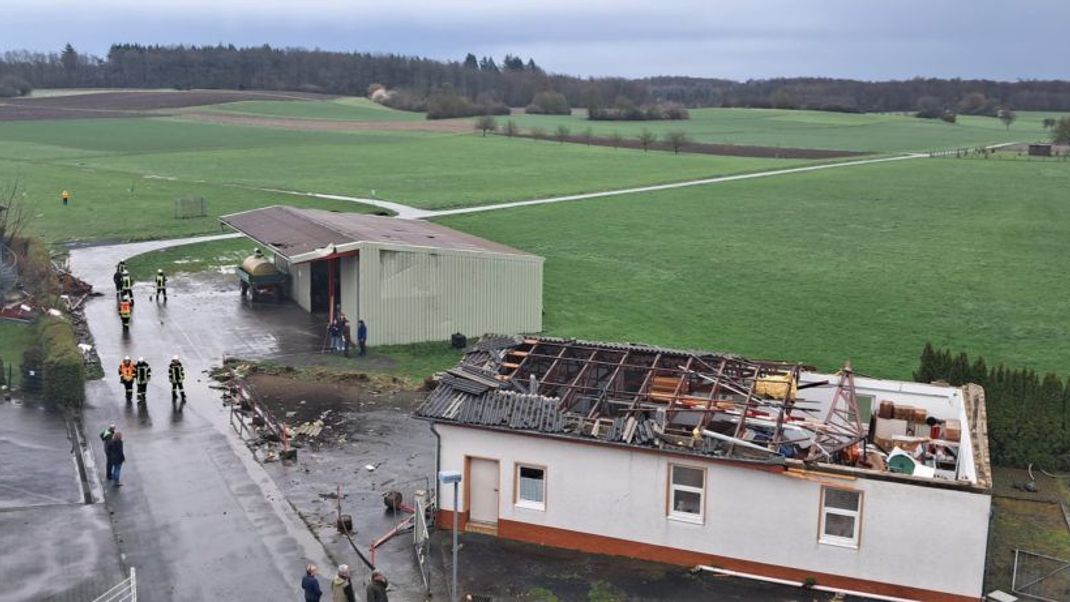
516, 464, 546, 510
820, 487, 862, 547
668, 464, 705, 523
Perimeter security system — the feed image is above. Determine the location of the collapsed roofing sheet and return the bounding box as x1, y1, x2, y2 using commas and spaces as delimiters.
416, 336, 977, 486
220, 205, 534, 259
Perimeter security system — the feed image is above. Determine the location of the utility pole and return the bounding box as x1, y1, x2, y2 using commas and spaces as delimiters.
439, 470, 463, 602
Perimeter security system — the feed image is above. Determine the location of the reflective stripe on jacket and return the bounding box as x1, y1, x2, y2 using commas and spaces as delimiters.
119, 362, 135, 381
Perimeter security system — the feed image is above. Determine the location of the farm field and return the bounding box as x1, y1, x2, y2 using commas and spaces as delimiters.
0, 117, 811, 219
206, 97, 425, 122
506, 108, 1063, 153
438, 157, 1070, 379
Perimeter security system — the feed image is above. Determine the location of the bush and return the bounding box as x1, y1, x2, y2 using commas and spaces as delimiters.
588, 101, 690, 121
425, 91, 508, 120
1052, 117, 1070, 145
0, 74, 32, 98
37, 316, 85, 407
526, 91, 571, 115
939, 111, 957, 123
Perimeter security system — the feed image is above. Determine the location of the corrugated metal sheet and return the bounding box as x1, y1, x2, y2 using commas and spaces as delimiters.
359, 244, 543, 346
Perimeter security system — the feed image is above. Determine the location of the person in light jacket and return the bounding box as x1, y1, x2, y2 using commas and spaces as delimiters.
331, 564, 355, 602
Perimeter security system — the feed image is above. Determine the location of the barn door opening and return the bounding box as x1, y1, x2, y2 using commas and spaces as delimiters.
310, 258, 341, 316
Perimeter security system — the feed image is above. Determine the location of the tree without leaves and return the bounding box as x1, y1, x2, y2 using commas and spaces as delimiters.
998, 108, 1017, 130
529, 127, 547, 141
474, 115, 498, 137
1042, 118, 1057, 130
581, 127, 593, 145
637, 129, 657, 151
664, 131, 689, 154
609, 132, 623, 149
0, 177, 31, 249
554, 125, 571, 143
503, 120, 519, 137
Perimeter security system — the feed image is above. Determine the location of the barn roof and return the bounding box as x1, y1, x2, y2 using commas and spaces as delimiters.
220, 206, 536, 261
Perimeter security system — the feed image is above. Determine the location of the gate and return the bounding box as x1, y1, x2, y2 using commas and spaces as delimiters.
1013, 549, 1070, 602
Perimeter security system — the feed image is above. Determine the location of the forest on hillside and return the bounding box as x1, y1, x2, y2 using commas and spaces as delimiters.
3, 44, 1070, 114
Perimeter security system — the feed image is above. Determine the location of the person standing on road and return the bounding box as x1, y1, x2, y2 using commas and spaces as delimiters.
168, 356, 186, 406
331, 565, 355, 602
121, 269, 134, 307
105, 431, 125, 487
339, 313, 352, 358
113, 267, 123, 297
302, 564, 323, 602
118, 356, 136, 403
154, 269, 168, 302
134, 357, 151, 404
357, 320, 368, 357
100, 424, 116, 480
365, 570, 388, 602
328, 318, 341, 354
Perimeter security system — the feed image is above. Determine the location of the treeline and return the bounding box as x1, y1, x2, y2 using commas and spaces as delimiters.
914, 343, 1070, 469
3, 44, 1070, 112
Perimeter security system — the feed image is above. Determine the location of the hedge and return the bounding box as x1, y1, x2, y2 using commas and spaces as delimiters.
37, 316, 85, 407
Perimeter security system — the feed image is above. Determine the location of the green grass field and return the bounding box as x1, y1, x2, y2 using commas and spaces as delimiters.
438, 157, 1070, 378
209, 97, 426, 121
505, 108, 1064, 153
0, 117, 810, 218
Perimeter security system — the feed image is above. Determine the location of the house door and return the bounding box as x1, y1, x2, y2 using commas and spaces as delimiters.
467, 458, 499, 526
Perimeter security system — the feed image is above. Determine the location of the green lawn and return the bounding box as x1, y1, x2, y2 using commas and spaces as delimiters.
11, 118, 808, 210
0, 321, 35, 387
504, 108, 1065, 153
208, 97, 426, 122
123, 236, 251, 280
438, 157, 1070, 379
0, 158, 378, 245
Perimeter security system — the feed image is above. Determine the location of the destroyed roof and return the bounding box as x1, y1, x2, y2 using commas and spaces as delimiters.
416, 336, 985, 489
220, 206, 535, 260
416, 335, 810, 466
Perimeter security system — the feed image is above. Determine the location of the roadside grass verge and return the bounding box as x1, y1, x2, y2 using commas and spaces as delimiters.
0, 321, 35, 387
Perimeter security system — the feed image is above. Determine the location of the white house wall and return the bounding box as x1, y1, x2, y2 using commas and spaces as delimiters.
437, 424, 989, 600
358, 245, 543, 346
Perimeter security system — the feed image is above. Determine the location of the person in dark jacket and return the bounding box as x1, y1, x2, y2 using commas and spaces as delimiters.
302, 563, 323, 602
168, 356, 186, 406
356, 320, 368, 357
100, 424, 116, 480
155, 269, 168, 302
105, 431, 125, 486
365, 570, 388, 602
134, 357, 151, 404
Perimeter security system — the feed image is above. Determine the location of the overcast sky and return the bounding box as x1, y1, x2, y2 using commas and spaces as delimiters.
3, 0, 1067, 81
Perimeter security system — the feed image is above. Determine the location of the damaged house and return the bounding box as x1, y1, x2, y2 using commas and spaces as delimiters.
416, 336, 992, 602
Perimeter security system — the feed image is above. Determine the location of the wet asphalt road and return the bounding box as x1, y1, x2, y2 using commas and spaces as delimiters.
70, 237, 331, 602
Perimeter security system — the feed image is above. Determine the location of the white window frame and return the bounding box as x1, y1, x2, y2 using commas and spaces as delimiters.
667, 464, 705, 524
819, 486, 862, 548
515, 463, 546, 511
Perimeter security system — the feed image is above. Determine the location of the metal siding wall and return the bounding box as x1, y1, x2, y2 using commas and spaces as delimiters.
365, 244, 542, 346
291, 262, 312, 312
339, 254, 359, 323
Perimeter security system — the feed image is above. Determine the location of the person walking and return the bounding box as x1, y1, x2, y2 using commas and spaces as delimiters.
154, 269, 168, 302
134, 357, 151, 404
61, 190, 69, 206
105, 431, 125, 487
118, 356, 136, 403
356, 320, 368, 357
113, 267, 123, 297
331, 565, 355, 602
118, 292, 132, 330
365, 570, 388, 602
168, 356, 186, 406
302, 564, 323, 602
99, 424, 116, 480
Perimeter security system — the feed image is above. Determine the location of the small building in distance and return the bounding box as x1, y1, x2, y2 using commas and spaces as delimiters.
1028, 143, 1053, 157
417, 336, 992, 602
220, 206, 543, 345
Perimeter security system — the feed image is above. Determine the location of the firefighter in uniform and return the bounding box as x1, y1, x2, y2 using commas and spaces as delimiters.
168, 356, 186, 405
118, 356, 136, 403
134, 357, 151, 404
155, 269, 168, 302
118, 292, 132, 329
120, 270, 134, 307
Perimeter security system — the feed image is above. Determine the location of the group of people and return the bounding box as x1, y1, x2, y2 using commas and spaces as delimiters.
113, 260, 170, 329
98, 424, 125, 487
302, 563, 388, 602
117, 355, 186, 406
327, 313, 368, 357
